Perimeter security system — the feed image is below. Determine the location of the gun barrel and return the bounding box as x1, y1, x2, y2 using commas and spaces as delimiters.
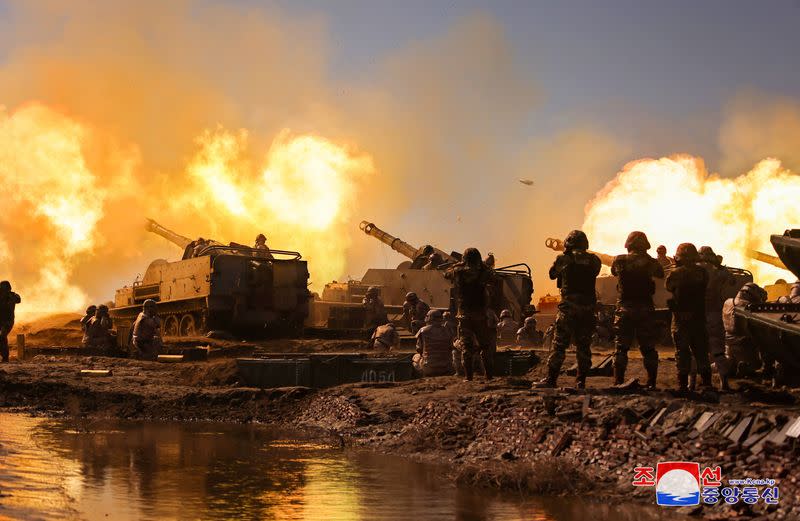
544, 237, 615, 267
360, 221, 420, 260
748, 249, 789, 270
145, 218, 194, 249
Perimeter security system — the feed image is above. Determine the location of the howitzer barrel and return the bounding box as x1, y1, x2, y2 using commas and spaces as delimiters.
360, 221, 420, 260
748, 249, 789, 271
544, 237, 616, 266
145, 218, 193, 249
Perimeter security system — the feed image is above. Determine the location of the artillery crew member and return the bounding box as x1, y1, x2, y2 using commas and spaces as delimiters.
422, 252, 444, 271
80, 305, 98, 336
535, 230, 601, 389
699, 246, 737, 390
445, 247, 495, 381
0, 281, 21, 363
516, 316, 541, 346
484, 253, 496, 269
723, 282, 771, 380
777, 282, 800, 304
254, 233, 274, 259
442, 311, 457, 339
413, 309, 454, 376
83, 304, 115, 350
656, 245, 673, 268
496, 309, 519, 342
665, 243, 711, 392
403, 292, 430, 334
368, 322, 399, 351
132, 299, 162, 360
610, 231, 664, 389
363, 286, 388, 330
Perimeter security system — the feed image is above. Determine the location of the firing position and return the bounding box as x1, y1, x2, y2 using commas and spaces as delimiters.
445, 247, 495, 381
412, 310, 454, 377
132, 299, 162, 360
610, 231, 663, 389
665, 243, 711, 392
402, 292, 430, 334
0, 281, 21, 363
535, 230, 601, 389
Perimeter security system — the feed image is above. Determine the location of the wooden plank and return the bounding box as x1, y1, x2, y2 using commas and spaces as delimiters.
80, 369, 112, 376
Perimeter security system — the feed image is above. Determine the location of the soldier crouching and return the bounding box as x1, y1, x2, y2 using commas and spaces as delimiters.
132, 299, 162, 360
412, 310, 454, 377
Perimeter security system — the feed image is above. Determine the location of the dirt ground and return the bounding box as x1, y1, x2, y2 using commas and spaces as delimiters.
1, 334, 799, 519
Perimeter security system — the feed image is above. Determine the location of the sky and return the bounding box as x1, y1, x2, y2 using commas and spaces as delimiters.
1, 0, 799, 307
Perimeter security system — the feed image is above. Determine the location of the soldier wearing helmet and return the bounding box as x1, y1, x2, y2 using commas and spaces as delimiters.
516, 315, 542, 346
422, 252, 444, 271
132, 299, 162, 360
778, 281, 800, 304
609, 231, 664, 389
363, 286, 388, 330
445, 247, 496, 381
0, 281, 21, 363
83, 304, 116, 351
496, 309, 519, 342
81, 305, 98, 337
723, 282, 772, 382
402, 292, 430, 334
412, 309, 455, 376
535, 230, 601, 389
368, 322, 399, 351
253, 233, 274, 259
665, 243, 711, 392
698, 245, 737, 390
484, 253, 496, 269
656, 245, 673, 268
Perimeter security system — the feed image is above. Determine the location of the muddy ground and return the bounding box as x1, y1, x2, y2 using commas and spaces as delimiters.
1, 333, 800, 520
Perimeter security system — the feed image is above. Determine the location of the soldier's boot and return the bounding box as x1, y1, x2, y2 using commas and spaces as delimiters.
700, 370, 714, 390
645, 368, 658, 390
463, 354, 474, 382
575, 374, 587, 390
613, 351, 627, 385
481, 351, 494, 381
677, 373, 689, 394
720, 375, 731, 392
534, 367, 559, 388
688, 373, 697, 391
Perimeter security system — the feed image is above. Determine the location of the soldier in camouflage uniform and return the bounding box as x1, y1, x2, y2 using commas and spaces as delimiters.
413, 310, 455, 376
665, 243, 710, 392
535, 230, 601, 389
363, 286, 388, 330
497, 309, 519, 342
610, 231, 664, 388
445, 247, 495, 381
699, 246, 737, 390
402, 292, 430, 334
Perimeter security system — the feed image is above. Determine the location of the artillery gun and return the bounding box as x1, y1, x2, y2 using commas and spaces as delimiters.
736, 229, 800, 381
747, 249, 795, 301
309, 221, 534, 329
110, 219, 310, 339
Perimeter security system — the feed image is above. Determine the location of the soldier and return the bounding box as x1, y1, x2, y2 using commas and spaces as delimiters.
0, 281, 21, 363
254, 233, 274, 259
610, 231, 664, 388
83, 304, 116, 350
368, 322, 399, 351
422, 252, 444, 271
442, 311, 457, 339
777, 282, 800, 304
484, 253, 496, 269
132, 299, 162, 360
445, 247, 495, 381
723, 282, 770, 380
402, 292, 430, 334
535, 230, 602, 389
516, 316, 542, 346
699, 246, 737, 390
496, 309, 519, 342
413, 310, 455, 376
80, 305, 98, 337
665, 243, 711, 392
656, 245, 673, 268
363, 286, 388, 330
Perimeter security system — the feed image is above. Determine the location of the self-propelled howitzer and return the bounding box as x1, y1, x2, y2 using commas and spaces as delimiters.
110, 219, 310, 340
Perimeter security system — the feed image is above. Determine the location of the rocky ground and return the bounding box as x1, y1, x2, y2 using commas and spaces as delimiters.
1, 331, 799, 520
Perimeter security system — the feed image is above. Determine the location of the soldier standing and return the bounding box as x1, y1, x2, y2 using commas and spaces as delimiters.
402, 292, 430, 334
132, 299, 162, 360
363, 286, 388, 330
254, 233, 274, 259
0, 281, 21, 363
656, 245, 673, 268
445, 247, 495, 381
665, 243, 711, 392
610, 231, 664, 389
699, 246, 737, 390
535, 230, 601, 389
413, 310, 455, 376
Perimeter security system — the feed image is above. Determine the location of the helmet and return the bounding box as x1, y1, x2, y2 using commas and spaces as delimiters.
791, 282, 800, 299
0, 281, 10, 292
86, 305, 98, 315
484, 253, 496, 267
405, 292, 418, 302
524, 316, 537, 327
624, 231, 650, 252
366, 286, 379, 296
425, 309, 443, 323
564, 230, 589, 251
500, 309, 512, 319
699, 246, 720, 265
462, 247, 482, 266
98, 304, 109, 313
656, 245, 667, 255
738, 282, 767, 304
442, 311, 452, 320
256, 233, 267, 242
143, 299, 157, 309
674, 243, 699, 264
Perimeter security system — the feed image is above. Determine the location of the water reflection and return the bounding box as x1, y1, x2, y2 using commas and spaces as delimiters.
0, 413, 681, 521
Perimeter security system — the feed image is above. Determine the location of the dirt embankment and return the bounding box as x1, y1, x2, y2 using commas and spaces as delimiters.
2, 352, 800, 520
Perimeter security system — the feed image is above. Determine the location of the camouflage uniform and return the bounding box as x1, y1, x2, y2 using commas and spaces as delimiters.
665, 243, 710, 390
413, 310, 454, 376
497, 310, 519, 342
82, 306, 115, 350
363, 289, 388, 330
699, 247, 737, 384
537, 230, 601, 388
445, 248, 495, 380
402, 293, 430, 334
369, 323, 399, 351
610, 231, 664, 387
0, 282, 20, 363
516, 316, 541, 346
132, 301, 162, 360
723, 283, 769, 378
